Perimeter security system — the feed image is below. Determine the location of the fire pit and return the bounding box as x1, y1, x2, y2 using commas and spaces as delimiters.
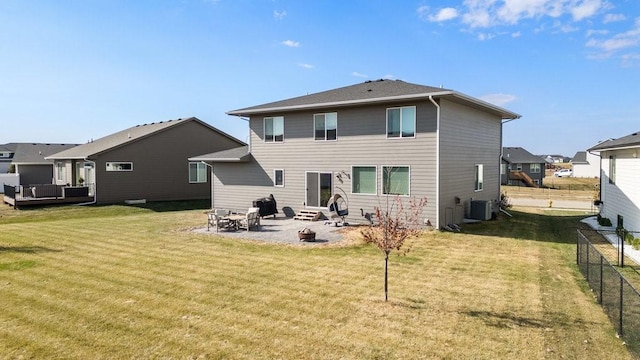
298, 228, 316, 242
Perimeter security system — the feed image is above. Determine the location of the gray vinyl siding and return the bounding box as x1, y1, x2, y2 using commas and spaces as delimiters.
439, 99, 502, 224
93, 121, 242, 204
213, 101, 439, 224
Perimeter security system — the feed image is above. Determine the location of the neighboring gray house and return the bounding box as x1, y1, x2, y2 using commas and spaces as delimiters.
501, 147, 546, 187
192, 79, 520, 229
571, 151, 600, 178
12, 143, 78, 185
47, 117, 245, 204
0, 143, 17, 173
588, 130, 640, 232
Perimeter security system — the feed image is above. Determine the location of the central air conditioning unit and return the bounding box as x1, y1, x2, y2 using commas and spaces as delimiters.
470, 200, 492, 221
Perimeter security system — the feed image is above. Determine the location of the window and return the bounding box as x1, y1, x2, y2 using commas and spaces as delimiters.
189, 162, 207, 183
516, 163, 523, 171
352, 166, 377, 194
55, 162, 65, 181
382, 166, 410, 195
314, 112, 337, 141
264, 116, 284, 142
387, 106, 416, 138
475, 164, 484, 191
500, 164, 506, 175
530, 163, 541, 173
106, 162, 133, 172
609, 155, 616, 184
274, 169, 284, 187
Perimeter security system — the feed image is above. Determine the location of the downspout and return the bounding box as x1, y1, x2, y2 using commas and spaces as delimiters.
76, 159, 97, 206
429, 96, 441, 229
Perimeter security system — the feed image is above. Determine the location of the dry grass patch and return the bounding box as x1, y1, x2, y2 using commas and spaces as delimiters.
0, 204, 633, 359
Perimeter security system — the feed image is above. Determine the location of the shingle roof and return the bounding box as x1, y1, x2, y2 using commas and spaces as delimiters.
588, 130, 640, 151
189, 146, 250, 162
571, 151, 588, 164
12, 143, 78, 164
47, 117, 243, 160
502, 147, 546, 164
227, 79, 521, 120
0, 143, 18, 152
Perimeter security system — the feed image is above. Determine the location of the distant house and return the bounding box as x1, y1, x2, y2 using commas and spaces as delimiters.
588, 130, 640, 232
11, 143, 78, 185
0, 143, 16, 173
542, 155, 566, 164
47, 117, 245, 204
501, 147, 546, 187
571, 151, 600, 178
192, 79, 521, 228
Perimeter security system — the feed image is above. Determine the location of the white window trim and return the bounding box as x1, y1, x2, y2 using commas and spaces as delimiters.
351, 165, 377, 195
381, 165, 411, 196
530, 163, 541, 173
264, 116, 285, 143
274, 169, 285, 187
55, 162, 65, 182
386, 106, 416, 139
188, 162, 208, 184
106, 162, 133, 172
475, 164, 484, 192
313, 112, 338, 141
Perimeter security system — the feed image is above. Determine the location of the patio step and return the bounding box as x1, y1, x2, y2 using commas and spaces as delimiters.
294, 210, 323, 221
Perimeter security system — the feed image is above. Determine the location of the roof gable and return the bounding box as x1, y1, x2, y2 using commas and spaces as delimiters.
228, 79, 520, 120
12, 143, 78, 164
502, 147, 545, 164
47, 117, 245, 159
589, 130, 640, 152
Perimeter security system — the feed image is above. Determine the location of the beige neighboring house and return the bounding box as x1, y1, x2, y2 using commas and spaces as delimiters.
47, 117, 245, 204
192, 79, 521, 229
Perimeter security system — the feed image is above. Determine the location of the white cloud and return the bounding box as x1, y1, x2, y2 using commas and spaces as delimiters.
477, 32, 495, 41
479, 93, 517, 106
431, 7, 460, 22
512, 31, 521, 38
586, 29, 608, 37
282, 40, 299, 47
603, 13, 626, 24
586, 17, 640, 53
570, 0, 602, 21
274, 10, 287, 20
352, 72, 368, 78
298, 63, 314, 69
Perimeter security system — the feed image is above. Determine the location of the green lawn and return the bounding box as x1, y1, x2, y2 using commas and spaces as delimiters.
0, 202, 632, 359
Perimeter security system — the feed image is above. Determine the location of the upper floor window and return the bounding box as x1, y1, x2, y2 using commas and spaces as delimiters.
106, 162, 133, 172
387, 106, 416, 138
264, 116, 284, 142
475, 164, 484, 191
189, 162, 207, 183
314, 112, 337, 141
609, 155, 616, 184
530, 163, 541, 173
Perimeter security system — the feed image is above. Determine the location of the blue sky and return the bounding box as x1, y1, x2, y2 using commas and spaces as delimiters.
1, 0, 638, 157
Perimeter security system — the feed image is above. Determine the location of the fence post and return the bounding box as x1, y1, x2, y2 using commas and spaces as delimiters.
619, 277, 624, 337
586, 240, 590, 283
599, 255, 604, 304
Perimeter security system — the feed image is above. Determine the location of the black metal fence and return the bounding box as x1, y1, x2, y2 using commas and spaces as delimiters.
3, 183, 94, 201
577, 229, 640, 356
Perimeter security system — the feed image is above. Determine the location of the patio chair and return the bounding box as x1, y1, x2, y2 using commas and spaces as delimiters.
238, 207, 261, 231
207, 209, 231, 232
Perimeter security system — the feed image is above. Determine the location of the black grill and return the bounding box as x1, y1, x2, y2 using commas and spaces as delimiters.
252, 194, 278, 218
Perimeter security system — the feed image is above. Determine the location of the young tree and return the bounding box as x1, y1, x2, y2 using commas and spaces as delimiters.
361, 195, 427, 301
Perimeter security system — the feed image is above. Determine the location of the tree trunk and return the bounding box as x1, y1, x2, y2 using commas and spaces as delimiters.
384, 252, 389, 302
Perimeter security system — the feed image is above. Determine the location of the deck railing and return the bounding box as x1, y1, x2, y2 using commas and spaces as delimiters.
3, 183, 94, 201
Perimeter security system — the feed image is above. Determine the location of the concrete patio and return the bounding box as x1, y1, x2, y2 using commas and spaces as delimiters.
194, 216, 352, 245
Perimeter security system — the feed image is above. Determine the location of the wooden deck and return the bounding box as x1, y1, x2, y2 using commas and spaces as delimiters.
3, 195, 95, 208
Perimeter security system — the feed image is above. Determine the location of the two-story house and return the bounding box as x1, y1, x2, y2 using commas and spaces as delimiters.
588, 130, 640, 232
501, 147, 546, 187
192, 79, 520, 229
